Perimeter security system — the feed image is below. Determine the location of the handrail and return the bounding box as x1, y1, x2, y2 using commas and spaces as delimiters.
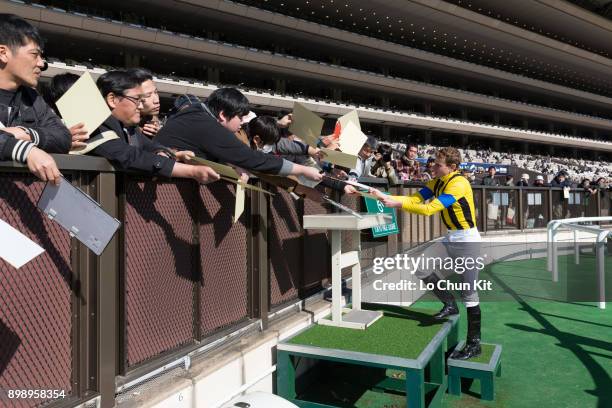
0, 154, 116, 172
0, 158, 604, 191
546, 216, 611, 309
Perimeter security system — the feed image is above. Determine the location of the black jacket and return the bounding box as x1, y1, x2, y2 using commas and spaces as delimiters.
89, 116, 175, 177
550, 178, 572, 188
156, 104, 292, 175
0, 86, 71, 162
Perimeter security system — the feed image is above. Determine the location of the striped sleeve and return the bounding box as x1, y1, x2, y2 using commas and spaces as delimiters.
29, 128, 40, 145
16, 126, 40, 145
0, 132, 35, 163
12, 139, 35, 163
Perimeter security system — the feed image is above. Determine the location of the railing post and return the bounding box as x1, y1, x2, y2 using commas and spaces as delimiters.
547, 222, 552, 271
250, 182, 269, 329
72, 172, 104, 400
596, 231, 608, 310
552, 224, 559, 282
574, 229, 580, 265
193, 184, 202, 342
481, 187, 487, 233
95, 172, 119, 408
387, 185, 399, 255
548, 189, 553, 223
597, 188, 602, 217
398, 185, 405, 247
518, 187, 523, 230
547, 220, 560, 280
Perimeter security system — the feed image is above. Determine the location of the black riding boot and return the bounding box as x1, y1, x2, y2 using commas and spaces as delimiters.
422, 275, 458, 319
451, 305, 482, 360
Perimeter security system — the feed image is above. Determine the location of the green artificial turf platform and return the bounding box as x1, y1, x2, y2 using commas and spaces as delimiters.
288, 304, 450, 359
460, 343, 495, 364
281, 255, 612, 407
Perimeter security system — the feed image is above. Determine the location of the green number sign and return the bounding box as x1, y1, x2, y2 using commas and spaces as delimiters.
363, 194, 399, 237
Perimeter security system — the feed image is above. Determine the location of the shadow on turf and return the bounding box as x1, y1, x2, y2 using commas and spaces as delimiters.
362, 302, 445, 327
536, 311, 612, 329
489, 271, 612, 408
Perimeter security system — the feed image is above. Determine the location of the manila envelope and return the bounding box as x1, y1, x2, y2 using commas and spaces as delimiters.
338, 109, 360, 132
320, 148, 359, 169
56, 71, 111, 134
288, 102, 324, 147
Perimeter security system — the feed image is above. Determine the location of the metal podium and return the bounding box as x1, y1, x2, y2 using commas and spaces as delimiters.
303, 213, 392, 329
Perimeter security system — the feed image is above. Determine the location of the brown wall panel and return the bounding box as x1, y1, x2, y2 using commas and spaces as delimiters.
0, 174, 73, 406
124, 179, 196, 367
268, 189, 302, 308
198, 182, 249, 337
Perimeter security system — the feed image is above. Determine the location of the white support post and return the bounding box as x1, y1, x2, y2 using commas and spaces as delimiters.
351, 230, 361, 310
547, 223, 553, 272
574, 229, 580, 265
547, 217, 610, 310
552, 226, 559, 282
597, 231, 607, 310
330, 230, 342, 323
547, 221, 559, 273
303, 213, 390, 328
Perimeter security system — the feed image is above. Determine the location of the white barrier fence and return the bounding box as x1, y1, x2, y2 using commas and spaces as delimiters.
547, 217, 611, 309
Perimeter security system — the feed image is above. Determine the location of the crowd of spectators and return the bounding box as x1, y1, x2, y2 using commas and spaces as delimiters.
385, 142, 611, 189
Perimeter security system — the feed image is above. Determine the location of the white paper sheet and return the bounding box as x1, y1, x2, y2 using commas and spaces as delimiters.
338, 121, 367, 156
0, 219, 45, 269
487, 203, 499, 220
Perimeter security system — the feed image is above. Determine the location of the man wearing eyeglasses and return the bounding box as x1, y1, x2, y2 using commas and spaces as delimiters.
0, 14, 71, 185
127, 68, 162, 138
82, 70, 219, 184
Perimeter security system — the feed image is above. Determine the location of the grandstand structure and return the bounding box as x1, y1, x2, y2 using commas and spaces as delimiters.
2, 2, 612, 408
4, 0, 612, 163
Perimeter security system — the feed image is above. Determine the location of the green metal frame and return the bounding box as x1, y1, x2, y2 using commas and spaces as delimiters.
447, 342, 502, 401
277, 315, 459, 408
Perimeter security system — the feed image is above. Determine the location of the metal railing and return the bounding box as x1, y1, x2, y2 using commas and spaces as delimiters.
546, 217, 611, 309
1, 156, 611, 407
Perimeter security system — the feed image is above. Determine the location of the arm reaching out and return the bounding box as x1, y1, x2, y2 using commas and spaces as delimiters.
392, 181, 462, 216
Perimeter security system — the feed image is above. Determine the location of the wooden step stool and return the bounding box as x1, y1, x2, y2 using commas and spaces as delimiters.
447, 342, 502, 401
